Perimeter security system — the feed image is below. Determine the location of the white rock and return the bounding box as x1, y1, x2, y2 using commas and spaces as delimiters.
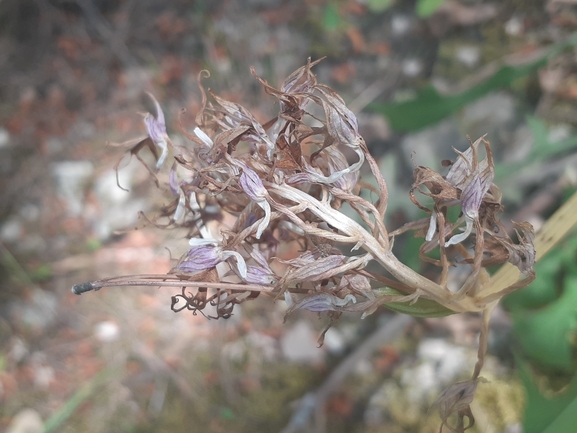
280, 320, 324, 364
51, 160, 94, 217
456, 46, 480, 68
6, 409, 43, 433
94, 321, 120, 342
0, 127, 10, 148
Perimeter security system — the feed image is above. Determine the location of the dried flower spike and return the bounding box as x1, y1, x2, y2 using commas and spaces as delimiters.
73, 59, 544, 430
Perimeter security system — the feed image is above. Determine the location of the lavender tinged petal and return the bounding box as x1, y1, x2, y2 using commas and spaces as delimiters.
461, 175, 484, 220
238, 164, 267, 202
245, 265, 277, 285
287, 255, 347, 282
287, 293, 356, 314
236, 162, 271, 238
169, 165, 179, 196
143, 113, 168, 169
177, 246, 220, 272
143, 94, 169, 169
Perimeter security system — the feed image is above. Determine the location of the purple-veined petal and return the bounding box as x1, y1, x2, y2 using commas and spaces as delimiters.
245, 265, 277, 285
143, 93, 169, 169
238, 163, 267, 202
176, 245, 220, 273
169, 164, 179, 196
286, 292, 356, 314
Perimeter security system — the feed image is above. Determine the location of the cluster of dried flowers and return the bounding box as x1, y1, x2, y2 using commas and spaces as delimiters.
73, 59, 536, 432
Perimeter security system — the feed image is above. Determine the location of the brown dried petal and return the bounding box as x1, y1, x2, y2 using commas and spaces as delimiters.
281, 58, 323, 95
337, 274, 374, 300
493, 221, 536, 273
283, 254, 347, 283
432, 379, 478, 433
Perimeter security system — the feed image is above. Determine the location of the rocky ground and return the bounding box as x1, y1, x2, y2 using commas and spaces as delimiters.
1, 1, 577, 432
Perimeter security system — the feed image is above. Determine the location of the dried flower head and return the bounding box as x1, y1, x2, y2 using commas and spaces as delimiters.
73, 59, 539, 429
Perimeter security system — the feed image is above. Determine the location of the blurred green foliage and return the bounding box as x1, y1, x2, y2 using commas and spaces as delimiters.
503, 227, 577, 431
415, 0, 445, 17
371, 32, 577, 132
519, 361, 577, 433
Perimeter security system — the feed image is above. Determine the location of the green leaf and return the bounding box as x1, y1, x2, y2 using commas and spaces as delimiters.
376, 287, 456, 318
512, 274, 577, 373
519, 361, 577, 433
494, 117, 577, 183
42, 369, 110, 433
371, 62, 544, 132
368, 0, 394, 13
322, 4, 341, 31
370, 31, 577, 132
416, 0, 445, 17
504, 234, 577, 310
32, 264, 52, 282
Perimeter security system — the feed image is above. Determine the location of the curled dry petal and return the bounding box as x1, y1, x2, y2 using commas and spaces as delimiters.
194, 126, 213, 147
219, 250, 248, 278
338, 274, 375, 300
143, 92, 169, 169
445, 137, 495, 247
236, 161, 271, 238
307, 146, 360, 192
316, 86, 359, 146
432, 379, 479, 433
210, 92, 274, 155
493, 221, 536, 273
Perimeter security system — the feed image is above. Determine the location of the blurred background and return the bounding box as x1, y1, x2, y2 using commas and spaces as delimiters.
1, 0, 577, 432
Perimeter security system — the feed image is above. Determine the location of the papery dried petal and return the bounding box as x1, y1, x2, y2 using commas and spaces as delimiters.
316, 86, 359, 145
143, 93, 169, 169
210, 92, 274, 154
493, 221, 536, 273
245, 265, 277, 285
307, 146, 360, 192
281, 58, 322, 95
194, 127, 213, 147
283, 254, 347, 283
235, 162, 271, 238
338, 274, 375, 300
285, 292, 356, 315
173, 190, 186, 221
432, 379, 479, 433
219, 250, 248, 278
169, 164, 179, 196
